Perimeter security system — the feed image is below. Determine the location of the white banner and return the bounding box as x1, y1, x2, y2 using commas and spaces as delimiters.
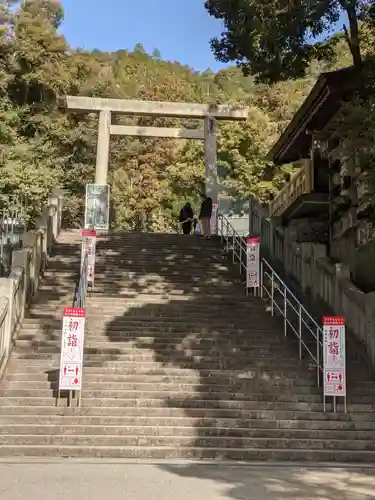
246, 237, 260, 288
323, 316, 346, 397
210, 203, 218, 235
59, 308, 85, 391
84, 184, 110, 231
81, 229, 96, 287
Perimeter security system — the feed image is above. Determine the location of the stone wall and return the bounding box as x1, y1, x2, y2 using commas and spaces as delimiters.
0, 189, 63, 379
249, 196, 375, 368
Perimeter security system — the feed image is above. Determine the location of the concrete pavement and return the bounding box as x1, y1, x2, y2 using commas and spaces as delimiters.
1, 459, 375, 500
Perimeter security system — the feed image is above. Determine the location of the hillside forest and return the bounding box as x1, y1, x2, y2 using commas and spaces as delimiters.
0, 1, 369, 231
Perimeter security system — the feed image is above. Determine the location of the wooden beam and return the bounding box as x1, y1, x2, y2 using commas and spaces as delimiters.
110, 125, 205, 139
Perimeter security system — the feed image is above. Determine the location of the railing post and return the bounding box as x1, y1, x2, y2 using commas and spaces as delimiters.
232, 233, 235, 263
271, 273, 274, 316
239, 241, 242, 273
284, 289, 287, 336
317, 326, 320, 387
299, 305, 302, 359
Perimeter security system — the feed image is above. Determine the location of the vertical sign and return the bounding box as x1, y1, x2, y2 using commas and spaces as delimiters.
246, 237, 260, 288
84, 184, 110, 231
81, 229, 96, 287
323, 316, 346, 399
210, 202, 218, 235
59, 308, 85, 391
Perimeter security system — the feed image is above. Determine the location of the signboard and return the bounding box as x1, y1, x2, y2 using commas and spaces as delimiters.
210, 203, 218, 235
84, 184, 110, 231
246, 237, 260, 288
81, 229, 96, 287
59, 308, 85, 391
323, 316, 346, 397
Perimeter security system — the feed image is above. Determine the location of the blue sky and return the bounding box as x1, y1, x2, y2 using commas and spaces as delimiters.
60, 0, 226, 72
59, 0, 346, 73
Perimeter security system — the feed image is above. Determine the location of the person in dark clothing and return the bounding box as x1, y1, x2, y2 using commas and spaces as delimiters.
199, 195, 212, 238
179, 202, 194, 234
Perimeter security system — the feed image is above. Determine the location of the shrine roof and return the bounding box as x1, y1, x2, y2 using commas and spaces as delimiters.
267, 65, 361, 165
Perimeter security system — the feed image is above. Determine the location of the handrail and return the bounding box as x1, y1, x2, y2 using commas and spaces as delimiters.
74, 251, 88, 309
218, 213, 324, 387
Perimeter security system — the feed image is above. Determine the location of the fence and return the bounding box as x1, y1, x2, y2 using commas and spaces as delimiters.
218, 214, 324, 386
0, 189, 63, 379
249, 196, 375, 369
0, 195, 28, 277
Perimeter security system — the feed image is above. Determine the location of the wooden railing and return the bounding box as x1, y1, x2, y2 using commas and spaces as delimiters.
269, 160, 314, 216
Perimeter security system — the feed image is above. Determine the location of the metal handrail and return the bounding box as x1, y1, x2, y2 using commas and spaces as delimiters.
218, 213, 324, 387
74, 251, 88, 309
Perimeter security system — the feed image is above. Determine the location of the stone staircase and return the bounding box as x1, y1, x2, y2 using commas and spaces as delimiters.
1, 231, 375, 460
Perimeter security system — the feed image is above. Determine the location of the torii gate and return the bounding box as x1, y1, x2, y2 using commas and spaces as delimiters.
63, 96, 248, 205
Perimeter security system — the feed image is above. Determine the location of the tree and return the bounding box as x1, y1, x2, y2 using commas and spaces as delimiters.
152, 48, 161, 60
205, 0, 369, 83
0, 0, 353, 231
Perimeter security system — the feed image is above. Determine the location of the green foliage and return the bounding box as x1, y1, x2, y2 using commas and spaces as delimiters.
329, 58, 375, 195
0, 0, 359, 231
204, 0, 369, 83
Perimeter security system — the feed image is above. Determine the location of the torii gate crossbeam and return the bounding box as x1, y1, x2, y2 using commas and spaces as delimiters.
62, 96, 248, 201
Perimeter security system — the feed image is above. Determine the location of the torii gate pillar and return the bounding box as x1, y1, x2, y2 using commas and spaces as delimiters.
95, 110, 111, 185
204, 116, 218, 201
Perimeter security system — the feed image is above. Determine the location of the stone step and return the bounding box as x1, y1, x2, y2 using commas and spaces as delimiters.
11, 328, 340, 344
0, 415, 372, 431
2, 229, 373, 462
19, 322, 283, 334
15, 333, 295, 347
14, 336, 299, 349
99, 245, 225, 254
2, 424, 375, 440
87, 289, 247, 298
1, 445, 374, 461
12, 348, 307, 362
0, 389, 327, 403
5, 379, 373, 395
92, 262, 229, 269
88, 275, 241, 283
83, 299, 259, 308
22, 316, 272, 326
26, 308, 265, 319
2, 387, 374, 403
6, 360, 317, 374
15, 337, 320, 355
88, 290, 246, 299
0, 405, 363, 420
2, 371, 322, 387
88, 286, 246, 295
0, 434, 374, 451
78, 259, 230, 266
0, 397, 370, 413
0, 445, 375, 463
13, 346, 318, 364
11, 352, 309, 367
18, 329, 292, 342
85, 294, 251, 303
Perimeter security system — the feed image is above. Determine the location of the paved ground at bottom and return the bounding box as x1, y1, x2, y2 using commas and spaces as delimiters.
1, 459, 375, 500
